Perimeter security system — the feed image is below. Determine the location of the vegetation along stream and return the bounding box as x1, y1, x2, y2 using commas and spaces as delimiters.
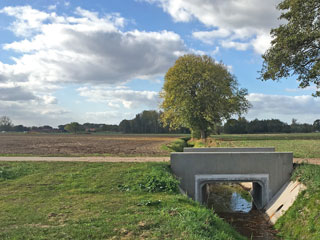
205, 183, 279, 239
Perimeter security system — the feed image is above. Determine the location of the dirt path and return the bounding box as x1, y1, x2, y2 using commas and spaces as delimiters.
0, 156, 170, 162
293, 158, 320, 165
0, 156, 320, 164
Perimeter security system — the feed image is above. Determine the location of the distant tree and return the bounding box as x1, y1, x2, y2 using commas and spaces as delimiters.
247, 119, 268, 133
260, 0, 320, 96
13, 125, 29, 132
119, 120, 131, 133
64, 122, 81, 133
224, 118, 248, 134
266, 119, 289, 133
160, 54, 250, 139
0, 116, 13, 131
290, 118, 299, 133
314, 119, 320, 131
58, 125, 66, 132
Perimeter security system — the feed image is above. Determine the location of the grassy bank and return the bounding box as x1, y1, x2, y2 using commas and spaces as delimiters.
0, 161, 244, 240
207, 133, 320, 158
275, 163, 320, 239
162, 137, 189, 152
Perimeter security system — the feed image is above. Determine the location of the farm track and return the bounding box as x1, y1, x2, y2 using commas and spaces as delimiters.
0, 156, 170, 162
0, 157, 319, 165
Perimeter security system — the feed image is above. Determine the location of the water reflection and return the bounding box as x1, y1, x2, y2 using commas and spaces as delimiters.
205, 183, 279, 240
206, 183, 252, 213
230, 192, 252, 213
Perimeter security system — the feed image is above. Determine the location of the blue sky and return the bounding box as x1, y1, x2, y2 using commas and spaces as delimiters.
0, 0, 319, 127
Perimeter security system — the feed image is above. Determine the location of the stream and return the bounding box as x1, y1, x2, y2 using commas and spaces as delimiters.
205, 183, 279, 240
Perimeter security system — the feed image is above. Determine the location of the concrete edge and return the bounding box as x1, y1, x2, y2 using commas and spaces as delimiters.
264, 181, 306, 224
171, 152, 293, 155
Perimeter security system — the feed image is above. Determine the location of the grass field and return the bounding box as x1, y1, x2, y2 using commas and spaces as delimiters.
0, 161, 244, 240
207, 133, 320, 158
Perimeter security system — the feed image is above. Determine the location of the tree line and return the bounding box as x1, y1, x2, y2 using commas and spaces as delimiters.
1, 114, 320, 134
224, 118, 320, 134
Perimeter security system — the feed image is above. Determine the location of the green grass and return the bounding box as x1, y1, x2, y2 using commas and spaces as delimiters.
161, 137, 189, 152
275, 164, 320, 239
209, 133, 320, 158
0, 162, 244, 240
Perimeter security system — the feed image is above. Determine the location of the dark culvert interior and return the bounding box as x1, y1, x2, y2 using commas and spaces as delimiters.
203, 182, 279, 240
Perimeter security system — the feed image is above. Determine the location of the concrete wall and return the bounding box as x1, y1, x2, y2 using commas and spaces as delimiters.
184, 147, 275, 152
171, 152, 293, 209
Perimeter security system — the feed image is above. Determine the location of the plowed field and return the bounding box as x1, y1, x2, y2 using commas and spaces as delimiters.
0, 133, 180, 156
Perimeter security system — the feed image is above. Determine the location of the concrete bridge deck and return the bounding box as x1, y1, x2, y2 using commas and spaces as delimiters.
170, 148, 293, 209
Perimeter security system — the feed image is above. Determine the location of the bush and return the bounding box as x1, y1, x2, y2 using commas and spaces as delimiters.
139, 165, 179, 192
118, 164, 180, 193
0, 165, 33, 181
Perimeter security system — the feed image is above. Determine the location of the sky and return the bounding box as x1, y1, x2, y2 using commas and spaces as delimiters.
0, 0, 319, 127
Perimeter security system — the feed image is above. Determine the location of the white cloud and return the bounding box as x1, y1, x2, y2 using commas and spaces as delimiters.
221, 40, 250, 51
48, 5, 57, 10
0, 99, 69, 127
192, 28, 230, 44
84, 111, 134, 124
0, 86, 36, 101
0, 6, 189, 125
0, 6, 187, 87
145, 0, 282, 54
77, 87, 159, 109
246, 93, 320, 123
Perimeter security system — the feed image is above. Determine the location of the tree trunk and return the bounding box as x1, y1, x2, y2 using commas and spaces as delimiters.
200, 129, 206, 139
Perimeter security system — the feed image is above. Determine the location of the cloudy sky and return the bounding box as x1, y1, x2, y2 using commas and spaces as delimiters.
0, 0, 319, 127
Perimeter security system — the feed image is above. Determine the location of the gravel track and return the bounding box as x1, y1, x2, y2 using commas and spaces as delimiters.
0, 157, 319, 164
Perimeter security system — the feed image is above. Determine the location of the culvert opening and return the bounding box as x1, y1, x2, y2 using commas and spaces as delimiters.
203, 182, 253, 213
203, 182, 279, 240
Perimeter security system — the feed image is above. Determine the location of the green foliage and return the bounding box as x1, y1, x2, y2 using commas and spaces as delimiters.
162, 137, 189, 152
0, 164, 34, 181
64, 122, 82, 133
261, 0, 320, 96
313, 119, 320, 131
160, 54, 250, 139
118, 164, 180, 193
275, 164, 320, 239
119, 110, 190, 134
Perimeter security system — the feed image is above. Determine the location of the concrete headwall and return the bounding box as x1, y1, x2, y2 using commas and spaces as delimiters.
184, 147, 275, 152
171, 152, 293, 208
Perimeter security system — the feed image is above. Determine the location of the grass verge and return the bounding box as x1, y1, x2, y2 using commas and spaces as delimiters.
275, 163, 320, 239
0, 161, 244, 239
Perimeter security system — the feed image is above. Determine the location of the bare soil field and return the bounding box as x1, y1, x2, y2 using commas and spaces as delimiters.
0, 133, 180, 156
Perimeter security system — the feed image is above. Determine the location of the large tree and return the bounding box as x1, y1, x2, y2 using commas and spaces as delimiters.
160, 54, 250, 139
260, 0, 320, 96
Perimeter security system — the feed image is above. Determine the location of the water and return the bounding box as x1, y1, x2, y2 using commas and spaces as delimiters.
205, 183, 279, 240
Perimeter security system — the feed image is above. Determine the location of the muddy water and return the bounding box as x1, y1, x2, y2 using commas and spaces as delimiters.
205, 183, 279, 240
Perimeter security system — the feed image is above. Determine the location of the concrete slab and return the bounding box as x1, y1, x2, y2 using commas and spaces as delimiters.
184, 147, 275, 152
265, 181, 306, 224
